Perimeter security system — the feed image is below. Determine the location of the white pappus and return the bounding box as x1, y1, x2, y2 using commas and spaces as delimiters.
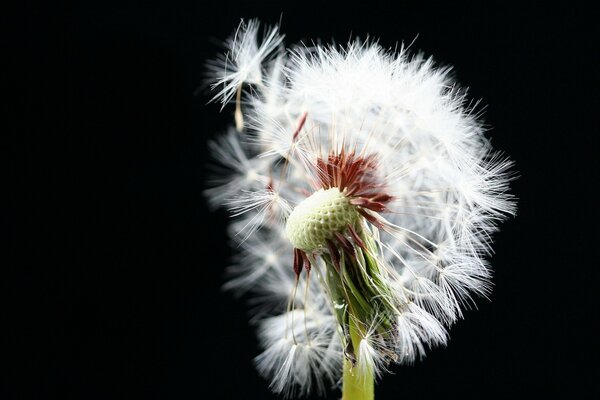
205, 19, 516, 399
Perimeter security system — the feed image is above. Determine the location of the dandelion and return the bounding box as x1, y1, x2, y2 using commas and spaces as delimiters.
205, 19, 516, 400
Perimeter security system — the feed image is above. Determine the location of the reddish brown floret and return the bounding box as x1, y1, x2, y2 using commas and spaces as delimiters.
292, 111, 308, 142
293, 247, 312, 278
315, 149, 393, 213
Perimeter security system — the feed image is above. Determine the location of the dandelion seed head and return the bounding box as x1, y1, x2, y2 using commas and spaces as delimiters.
205, 19, 516, 397
285, 188, 359, 251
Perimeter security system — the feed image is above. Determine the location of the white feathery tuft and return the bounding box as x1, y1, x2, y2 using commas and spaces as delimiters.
255, 310, 342, 397
203, 128, 270, 209
207, 19, 284, 107
395, 303, 448, 364
354, 315, 391, 381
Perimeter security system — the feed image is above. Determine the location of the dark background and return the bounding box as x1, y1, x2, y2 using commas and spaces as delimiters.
5, 1, 597, 399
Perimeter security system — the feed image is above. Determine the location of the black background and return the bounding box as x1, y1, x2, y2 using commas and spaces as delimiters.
5, 1, 597, 399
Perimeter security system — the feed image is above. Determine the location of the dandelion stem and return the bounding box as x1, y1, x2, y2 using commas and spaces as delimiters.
342, 317, 374, 400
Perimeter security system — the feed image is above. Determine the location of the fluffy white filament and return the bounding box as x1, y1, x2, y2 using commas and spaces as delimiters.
207, 19, 284, 107
206, 19, 515, 397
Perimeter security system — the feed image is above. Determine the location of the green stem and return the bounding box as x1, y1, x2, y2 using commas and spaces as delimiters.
342, 318, 374, 400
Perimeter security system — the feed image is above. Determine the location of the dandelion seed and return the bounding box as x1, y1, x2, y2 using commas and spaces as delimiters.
207, 19, 284, 130
205, 20, 516, 399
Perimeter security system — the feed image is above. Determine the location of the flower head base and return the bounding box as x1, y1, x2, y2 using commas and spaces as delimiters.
205, 20, 516, 398
286, 187, 358, 252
